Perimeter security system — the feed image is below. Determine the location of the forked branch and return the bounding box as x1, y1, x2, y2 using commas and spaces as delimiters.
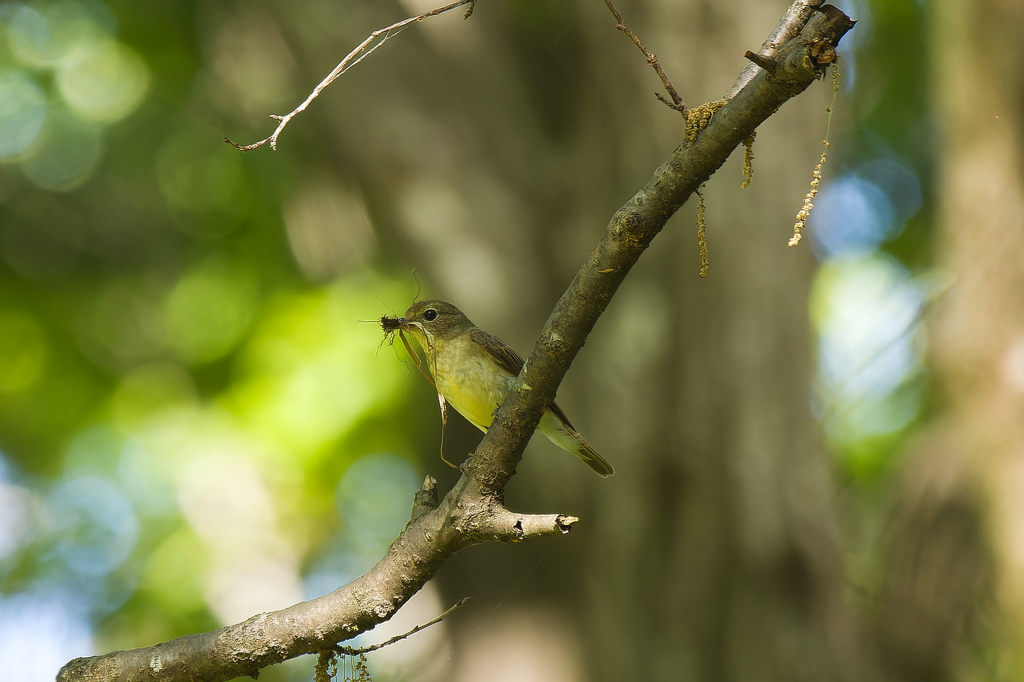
59, 4, 852, 681
603, 0, 687, 113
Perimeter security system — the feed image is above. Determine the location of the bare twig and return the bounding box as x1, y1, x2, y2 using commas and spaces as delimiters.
315, 597, 470, 682
225, 0, 476, 151
603, 0, 687, 114
725, 0, 824, 99
335, 597, 471, 655
463, 8, 854, 493
743, 50, 778, 73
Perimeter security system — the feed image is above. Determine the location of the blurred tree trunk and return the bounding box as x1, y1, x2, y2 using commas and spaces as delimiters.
872, 1, 1024, 680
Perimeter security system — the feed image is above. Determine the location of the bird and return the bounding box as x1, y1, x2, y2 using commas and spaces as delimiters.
391, 299, 614, 477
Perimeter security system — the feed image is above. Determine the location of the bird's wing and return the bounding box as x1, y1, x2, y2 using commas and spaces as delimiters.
470, 328, 576, 430
546, 401, 576, 431
471, 329, 524, 376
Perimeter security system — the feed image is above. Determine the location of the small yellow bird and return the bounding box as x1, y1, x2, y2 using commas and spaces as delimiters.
392, 300, 614, 477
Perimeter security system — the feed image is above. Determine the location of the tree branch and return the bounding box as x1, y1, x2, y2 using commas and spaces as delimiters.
224, 0, 476, 152
725, 0, 826, 99
57, 5, 852, 681
603, 0, 687, 113
57, 476, 575, 682
334, 596, 471, 655
467, 4, 853, 492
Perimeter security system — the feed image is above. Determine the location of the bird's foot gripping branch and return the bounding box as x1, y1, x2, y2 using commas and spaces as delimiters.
58, 3, 852, 681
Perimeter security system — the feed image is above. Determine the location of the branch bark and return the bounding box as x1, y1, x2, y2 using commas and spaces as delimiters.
725, 0, 827, 98
58, 475, 573, 682
57, 4, 852, 681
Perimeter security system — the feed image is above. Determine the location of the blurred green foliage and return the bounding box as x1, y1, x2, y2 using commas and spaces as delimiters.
807, 0, 931, 486
0, 2, 439, 679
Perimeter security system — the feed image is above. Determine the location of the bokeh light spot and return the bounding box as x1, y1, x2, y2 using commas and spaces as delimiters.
21, 109, 103, 191
811, 253, 926, 445
284, 179, 376, 282
156, 132, 244, 214
0, 309, 48, 393
8, 1, 116, 68
336, 453, 421, 548
81, 279, 166, 370
58, 36, 149, 122
165, 260, 258, 364
112, 362, 197, 429
8, 4, 62, 67
0, 591, 93, 682
856, 157, 922, 223
47, 475, 139, 577
0, 70, 47, 159
810, 175, 896, 258
176, 451, 304, 623
306, 452, 421, 595
141, 527, 208, 613
64, 424, 123, 475
0, 478, 36, 563
813, 254, 924, 398
117, 435, 178, 516
226, 278, 412, 457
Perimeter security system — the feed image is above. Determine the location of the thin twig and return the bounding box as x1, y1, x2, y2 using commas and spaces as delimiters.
603, 0, 686, 114
335, 597, 471, 655
226, 0, 476, 151
743, 50, 777, 73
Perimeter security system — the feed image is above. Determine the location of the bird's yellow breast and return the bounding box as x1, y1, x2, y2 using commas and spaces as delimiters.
425, 334, 514, 432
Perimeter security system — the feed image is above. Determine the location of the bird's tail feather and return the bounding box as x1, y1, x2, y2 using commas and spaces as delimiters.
539, 410, 614, 477
574, 435, 615, 477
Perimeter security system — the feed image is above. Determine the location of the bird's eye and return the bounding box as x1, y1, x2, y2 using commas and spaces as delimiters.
423, 309, 438, 322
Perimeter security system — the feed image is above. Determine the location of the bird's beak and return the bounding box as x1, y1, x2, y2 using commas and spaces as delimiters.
397, 317, 422, 334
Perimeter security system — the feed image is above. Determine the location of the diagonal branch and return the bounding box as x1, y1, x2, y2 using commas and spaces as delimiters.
467, 4, 852, 491
725, 0, 826, 99
57, 5, 852, 681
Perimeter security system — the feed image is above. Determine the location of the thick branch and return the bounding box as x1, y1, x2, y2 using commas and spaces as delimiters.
725, 0, 825, 99
57, 476, 572, 682
57, 5, 852, 681
467, 5, 853, 491
335, 596, 472, 655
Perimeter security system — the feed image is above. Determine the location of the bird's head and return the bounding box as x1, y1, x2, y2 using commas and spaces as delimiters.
398, 300, 474, 342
